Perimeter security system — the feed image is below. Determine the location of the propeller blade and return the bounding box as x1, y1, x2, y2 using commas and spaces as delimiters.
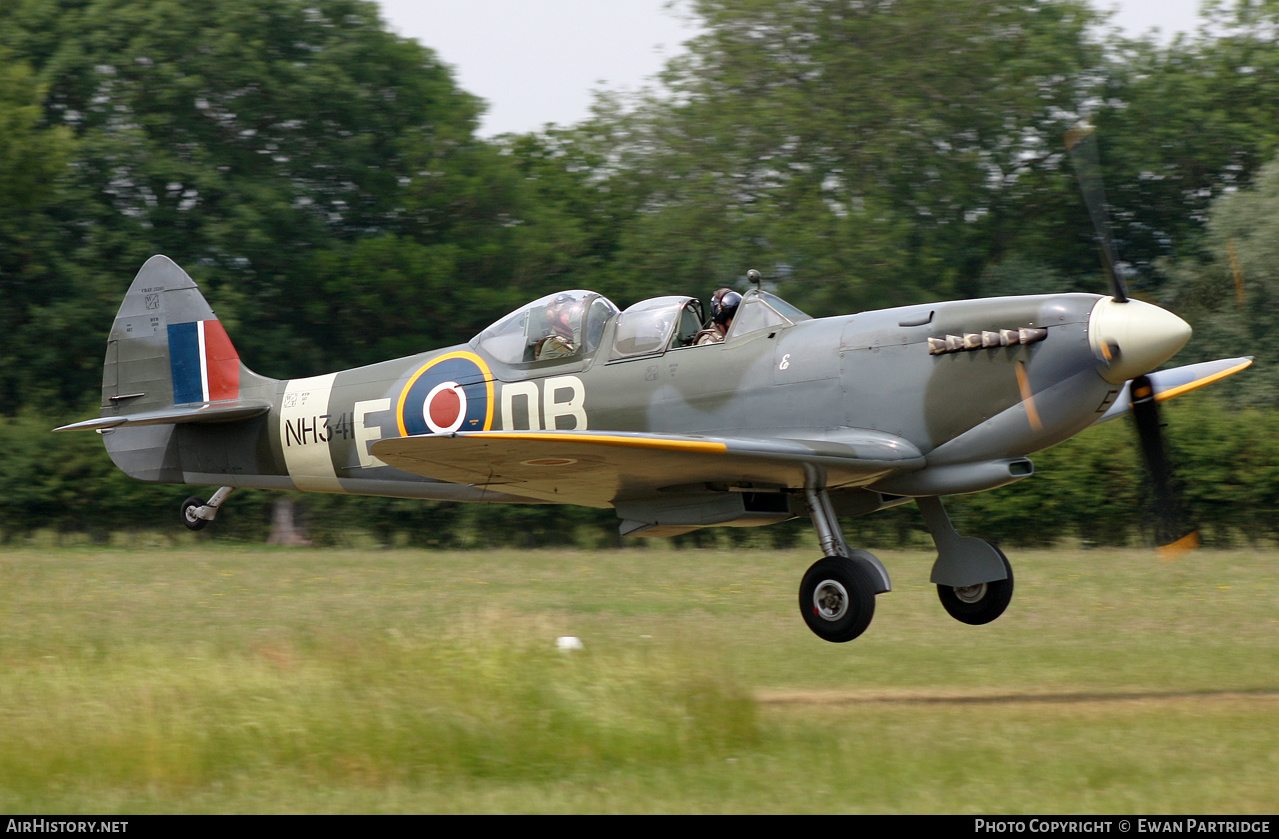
1067, 125, 1196, 556
1065, 123, 1129, 303
1128, 374, 1199, 558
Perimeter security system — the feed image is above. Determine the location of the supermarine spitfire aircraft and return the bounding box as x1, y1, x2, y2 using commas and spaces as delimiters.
56, 250, 1251, 643
55, 129, 1254, 643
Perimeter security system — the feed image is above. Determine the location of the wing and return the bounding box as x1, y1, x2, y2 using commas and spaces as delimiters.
370, 429, 924, 508
1096, 357, 1253, 424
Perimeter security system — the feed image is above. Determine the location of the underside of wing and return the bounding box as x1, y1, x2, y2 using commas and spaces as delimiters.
370, 429, 924, 508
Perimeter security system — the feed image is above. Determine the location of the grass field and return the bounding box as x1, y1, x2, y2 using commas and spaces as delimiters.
0, 542, 1276, 813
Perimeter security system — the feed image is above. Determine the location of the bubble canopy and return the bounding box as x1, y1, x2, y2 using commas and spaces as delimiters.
470, 288, 811, 367
471, 290, 619, 366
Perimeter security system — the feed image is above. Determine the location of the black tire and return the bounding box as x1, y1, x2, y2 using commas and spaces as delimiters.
799, 556, 877, 643
180, 497, 209, 531
937, 546, 1013, 625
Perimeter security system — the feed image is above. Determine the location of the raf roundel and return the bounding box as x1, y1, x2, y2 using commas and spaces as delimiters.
424, 381, 466, 433
397, 352, 494, 437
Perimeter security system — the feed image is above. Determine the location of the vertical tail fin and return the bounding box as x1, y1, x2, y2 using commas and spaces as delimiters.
54, 256, 278, 486
107, 254, 261, 411
56, 255, 274, 432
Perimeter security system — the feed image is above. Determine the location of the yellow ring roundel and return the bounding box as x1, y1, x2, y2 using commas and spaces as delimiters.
396, 351, 494, 437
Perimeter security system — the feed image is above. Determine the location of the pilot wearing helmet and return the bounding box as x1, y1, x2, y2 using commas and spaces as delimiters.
534, 293, 583, 360
695, 288, 741, 345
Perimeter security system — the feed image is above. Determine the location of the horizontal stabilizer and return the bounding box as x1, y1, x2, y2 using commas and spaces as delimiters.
54, 401, 271, 432
1096, 357, 1254, 424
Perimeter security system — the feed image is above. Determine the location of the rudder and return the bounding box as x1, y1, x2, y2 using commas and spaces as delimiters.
104, 255, 259, 413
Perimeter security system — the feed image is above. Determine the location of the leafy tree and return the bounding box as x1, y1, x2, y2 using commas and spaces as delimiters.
1161, 155, 1279, 407
1081, 1, 1279, 292
568, 0, 1108, 314
0, 0, 513, 379
0, 51, 76, 411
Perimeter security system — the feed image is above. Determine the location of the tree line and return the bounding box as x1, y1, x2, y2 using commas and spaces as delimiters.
1, 0, 1277, 547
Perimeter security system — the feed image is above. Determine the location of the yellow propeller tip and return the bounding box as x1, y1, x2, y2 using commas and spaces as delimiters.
1158, 531, 1200, 562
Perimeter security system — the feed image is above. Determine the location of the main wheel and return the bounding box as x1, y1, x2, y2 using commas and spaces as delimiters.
799, 556, 877, 643
937, 546, 1013, 625
180, 496, 209, 531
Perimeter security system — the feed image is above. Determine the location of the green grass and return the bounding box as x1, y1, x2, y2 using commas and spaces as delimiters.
0, 544, 1276, 813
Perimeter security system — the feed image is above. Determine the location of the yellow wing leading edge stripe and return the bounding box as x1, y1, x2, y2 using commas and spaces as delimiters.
1155, 358, 1254, 403
469, 432, 728, 454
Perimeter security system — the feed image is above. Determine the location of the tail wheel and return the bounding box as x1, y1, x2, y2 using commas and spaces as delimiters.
180, 497, 209, 531
937, 546, 1013, 625
799, 557, 877, 643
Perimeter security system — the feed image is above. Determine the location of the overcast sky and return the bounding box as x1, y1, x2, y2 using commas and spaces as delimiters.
375, 0, 1211, 138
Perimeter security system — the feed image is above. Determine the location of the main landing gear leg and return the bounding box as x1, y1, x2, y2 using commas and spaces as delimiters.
797, 471, 891, 643
180, 486, 234, 531
916, 496, 1014, 625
